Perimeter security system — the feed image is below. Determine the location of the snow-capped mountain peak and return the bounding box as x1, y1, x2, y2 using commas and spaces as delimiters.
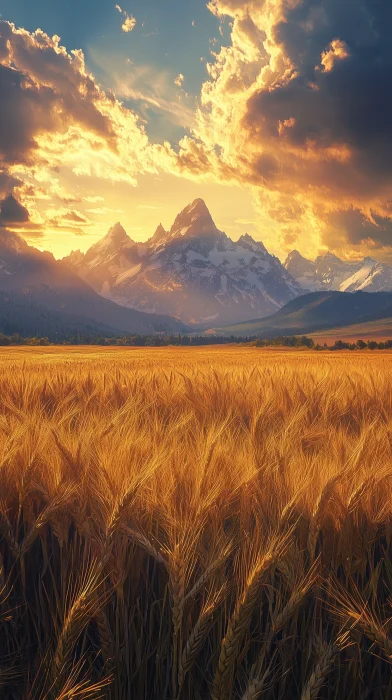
95, 222, 133, 252
168, 198, 218, 242
149, 223, 169, 249
286, 248, 392, 294
340, 257, 377, 292
0, 228, 29, 255
315, 251, 341, 264
237, 233, 268, 254
64, 198, 303, 327
63, 221, 141, 294
284, 250, 316, 289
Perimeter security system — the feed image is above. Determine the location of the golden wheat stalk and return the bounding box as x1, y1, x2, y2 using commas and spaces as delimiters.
94, 607, 114, 665
177, 605, 213, 694
184, 541, 232, 604
53, 563, 102, 678
212, 552, 275, 700
240, 662, 273, 700
168, 543, 186, 698
300, 632, 350, 700
121, 525, 167, 566
48, 658, 112, 700
332, 581, 392, 660
307, 475, 341, 561
300, 644, 336, 700
20, 482, 76, 556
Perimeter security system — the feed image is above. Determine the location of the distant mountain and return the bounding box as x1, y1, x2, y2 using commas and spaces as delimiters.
64, 199, 302, 328
340, 260, 392, 293
0, 229, 189, 335
66, 222, 147, 295
285, 250, 392, 293
0, 290, 120, 339
212, 291, 392, 337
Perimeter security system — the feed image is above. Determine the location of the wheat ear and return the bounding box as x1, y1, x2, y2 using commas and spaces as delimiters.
308, 475, 340, 560
20, 482, 75, 556
178, 604, 214, 695
240, 663, 272, 700
300, 644, 336, 700
212, 553, 274, 700
53, 564, 102, 679
121, 525, 167, 566
300, 633, 349, 700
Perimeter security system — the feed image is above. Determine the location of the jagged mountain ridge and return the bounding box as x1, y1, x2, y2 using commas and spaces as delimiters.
64, 199, 303, 328
0, 228, 189, 335
285, 250, 392, 293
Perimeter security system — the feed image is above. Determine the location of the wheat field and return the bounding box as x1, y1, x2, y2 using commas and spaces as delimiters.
1, 346, 392, 699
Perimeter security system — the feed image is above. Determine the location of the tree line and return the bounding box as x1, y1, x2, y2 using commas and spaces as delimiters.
251, 337, 392, 350
0, 331, 392, 350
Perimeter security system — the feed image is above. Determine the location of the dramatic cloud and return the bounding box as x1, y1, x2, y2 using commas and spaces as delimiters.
0, 193, 29, 224
3, 4, 392, 260
0, 171, 22, 198
180, 0, 392, 258
0, 20, 176, 246
0, 21, 172, 173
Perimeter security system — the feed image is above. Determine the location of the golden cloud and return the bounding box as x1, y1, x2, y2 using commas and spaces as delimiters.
181, 0, 392, 258
115, 5, 136, 33
2, 3, 392, 261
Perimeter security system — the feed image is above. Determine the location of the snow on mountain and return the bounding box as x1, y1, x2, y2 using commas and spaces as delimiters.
285, 250, 363, 291
0, 228, 29, 266
314, 252, 363, 290
164, 198, 219, 243
148, 223, 168, 249
340, 257, 377, 292
285, 249, 392, 293
65, 222, 142, 293
64, 199, 303, 328
283, 251, 317, 290
342, 261, 392, 292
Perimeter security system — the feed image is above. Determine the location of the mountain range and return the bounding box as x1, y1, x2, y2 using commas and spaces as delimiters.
0, 228, 189, 338
64, 199, 302, 328
284, 250, 392, 293
2, 196, 392, 340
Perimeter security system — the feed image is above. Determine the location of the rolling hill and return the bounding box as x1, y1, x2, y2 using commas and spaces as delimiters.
212, 291, 392, 337
310, 317, 392, 344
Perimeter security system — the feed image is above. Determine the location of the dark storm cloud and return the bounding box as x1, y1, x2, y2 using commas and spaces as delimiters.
327, 208, 392, 248
0, 193, 29, 224
245, 0, 392, 190
0, 63, 58, 165
0, 171, 23, 198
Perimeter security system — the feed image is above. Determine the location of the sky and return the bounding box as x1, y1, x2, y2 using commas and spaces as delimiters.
1, 1, 392, 262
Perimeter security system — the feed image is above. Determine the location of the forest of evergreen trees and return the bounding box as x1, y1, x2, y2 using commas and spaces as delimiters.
0, 332, 392, 350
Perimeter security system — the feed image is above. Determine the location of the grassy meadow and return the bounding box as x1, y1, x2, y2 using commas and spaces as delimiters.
1, 346, 392, 699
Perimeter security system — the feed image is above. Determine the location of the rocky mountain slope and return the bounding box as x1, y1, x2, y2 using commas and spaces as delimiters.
0, 228, 189, 335
64, 199, 302, 328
